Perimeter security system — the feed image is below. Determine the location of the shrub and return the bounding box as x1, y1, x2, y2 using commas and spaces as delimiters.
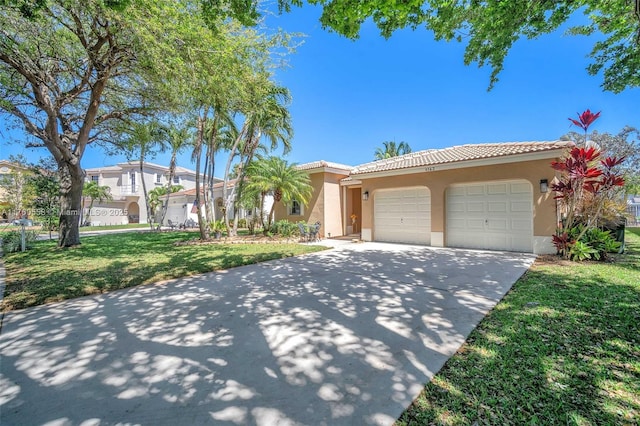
1, 230, 38, 253
558, 225, 621, 261
569, 241, 599, 261
271, 220, 297, 238
238, 218, 247, 228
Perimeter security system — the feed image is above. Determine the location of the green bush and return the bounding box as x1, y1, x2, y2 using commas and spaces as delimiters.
271, 220, 297, 238
564, 225, 621, 261
569, 240, 599, 261
582, 227, 621, 260
238, 218, 247, 228
1, 230, 38, 253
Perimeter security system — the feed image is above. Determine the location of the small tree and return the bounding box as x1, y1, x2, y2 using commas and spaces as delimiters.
81, 181, 112, 226
27, 170, 60, 240
552, 110, 625, 259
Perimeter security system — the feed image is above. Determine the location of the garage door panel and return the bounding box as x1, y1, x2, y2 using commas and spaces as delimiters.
447, 180, 533, 252
511, 201, 532, 212
375, 188, 431, 245
487, 219, 508, 231
488, 201, 507, 213
467, 219, 485, 229
487, 183, 508, 195
512, 219, 533, 231
465, 185, 485, 196
467, 202, 485, 212
511, 182, 532, 193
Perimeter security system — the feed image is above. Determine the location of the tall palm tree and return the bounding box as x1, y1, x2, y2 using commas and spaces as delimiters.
222, 81, 293, 235
244, 156, 312, 232
115, 120, 167, 229
159, 123, 190, 225
374, 141, 412, 160
81, 181, 112, 226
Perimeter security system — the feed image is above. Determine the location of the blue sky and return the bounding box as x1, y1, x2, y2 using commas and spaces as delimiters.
1, 5, 638, 173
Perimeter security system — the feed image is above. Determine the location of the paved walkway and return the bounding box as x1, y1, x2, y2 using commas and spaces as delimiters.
0, 242, 535, 425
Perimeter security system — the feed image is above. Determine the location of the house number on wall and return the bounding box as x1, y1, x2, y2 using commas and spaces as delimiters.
425, 167, 436, 172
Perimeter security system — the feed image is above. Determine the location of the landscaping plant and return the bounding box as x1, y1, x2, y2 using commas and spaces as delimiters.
552, 110, 625, 260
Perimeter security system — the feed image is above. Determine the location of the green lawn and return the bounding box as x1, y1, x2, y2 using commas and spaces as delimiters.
398, 229, 640, 425
1, 231, 325, 311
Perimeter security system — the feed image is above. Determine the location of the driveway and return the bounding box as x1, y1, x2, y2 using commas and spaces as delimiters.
0, 242, 535, 425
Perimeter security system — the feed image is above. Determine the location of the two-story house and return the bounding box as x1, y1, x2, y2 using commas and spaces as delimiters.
84, 162, 204, 226
0, 159, 31, 223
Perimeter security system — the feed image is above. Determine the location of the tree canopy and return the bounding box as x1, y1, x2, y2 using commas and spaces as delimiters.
0, 0, 292, 246
280, 0, 640, 92
374, 141, 412, 160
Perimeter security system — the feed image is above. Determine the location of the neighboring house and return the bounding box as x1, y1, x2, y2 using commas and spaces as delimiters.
83, 162, 211, 226
166, 179, 274, 226
0, 159, 31, 223
627, 196, 640, 226
274, 141, 574, 254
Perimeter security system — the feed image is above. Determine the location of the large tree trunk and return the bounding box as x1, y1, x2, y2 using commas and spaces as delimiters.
57, 160, 84, 247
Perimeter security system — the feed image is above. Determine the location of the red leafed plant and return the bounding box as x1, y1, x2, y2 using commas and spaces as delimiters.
552, 110, 626, 258
568, 109, 601, 132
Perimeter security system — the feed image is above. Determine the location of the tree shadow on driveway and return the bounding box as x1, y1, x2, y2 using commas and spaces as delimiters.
0, 243, 534, 425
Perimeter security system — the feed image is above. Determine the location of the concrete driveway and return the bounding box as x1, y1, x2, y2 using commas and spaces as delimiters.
0, 242, 535, 426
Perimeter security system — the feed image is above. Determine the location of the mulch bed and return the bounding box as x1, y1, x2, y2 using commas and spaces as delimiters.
174, 234, 301, 246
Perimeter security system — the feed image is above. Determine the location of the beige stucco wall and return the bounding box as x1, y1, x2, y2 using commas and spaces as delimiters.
274, 170, 347, 238
322, 173, 346, 238
358, 158, 559, 252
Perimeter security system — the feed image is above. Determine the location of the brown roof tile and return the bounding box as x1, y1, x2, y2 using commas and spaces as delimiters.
296, 160, 353, 172
351, 141, 572, 175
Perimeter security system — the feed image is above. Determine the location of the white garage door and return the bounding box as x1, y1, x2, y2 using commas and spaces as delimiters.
374, 187, 431, 245
446, 180, 533, 252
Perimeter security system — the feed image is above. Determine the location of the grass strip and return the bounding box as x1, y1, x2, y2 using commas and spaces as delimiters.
398, 229, 640, 425
2, 231, 325, 311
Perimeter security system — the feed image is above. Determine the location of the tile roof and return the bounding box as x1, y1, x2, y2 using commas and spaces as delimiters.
350, 141, 573, 175
296, 160, 353, 172
171, 179, 238, 197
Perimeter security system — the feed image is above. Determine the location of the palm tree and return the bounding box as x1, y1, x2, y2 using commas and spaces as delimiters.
222, 81, 293, 235
244, 156, 312, 232
159, 124, 190, 225
149, 185, 184, 223
82, 181, 112, 226
374, 141, 412, 160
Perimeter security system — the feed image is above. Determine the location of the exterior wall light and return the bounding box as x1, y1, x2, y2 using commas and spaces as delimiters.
363, 191, 369, 201
540, 179, 548, 193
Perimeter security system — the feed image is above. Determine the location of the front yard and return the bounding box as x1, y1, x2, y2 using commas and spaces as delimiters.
1, 231, 325, 311
398, 229, 640, 425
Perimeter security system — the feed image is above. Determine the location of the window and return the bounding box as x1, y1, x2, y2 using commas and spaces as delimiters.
155, 173, 162, 184
173, 175, 180, 184
289, 200, 302, 216
91, 175, 99, 183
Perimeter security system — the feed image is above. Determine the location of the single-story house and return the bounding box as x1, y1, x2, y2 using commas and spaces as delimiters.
275, 141, 573, 254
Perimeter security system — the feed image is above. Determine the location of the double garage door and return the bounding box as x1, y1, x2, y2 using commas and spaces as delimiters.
446, 180, 533, 252
374, 188, 431, 245
373, 180, 534, 252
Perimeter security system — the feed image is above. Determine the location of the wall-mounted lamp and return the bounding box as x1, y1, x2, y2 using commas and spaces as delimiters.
540, 179, 549, 193
362, 191, 369, 201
